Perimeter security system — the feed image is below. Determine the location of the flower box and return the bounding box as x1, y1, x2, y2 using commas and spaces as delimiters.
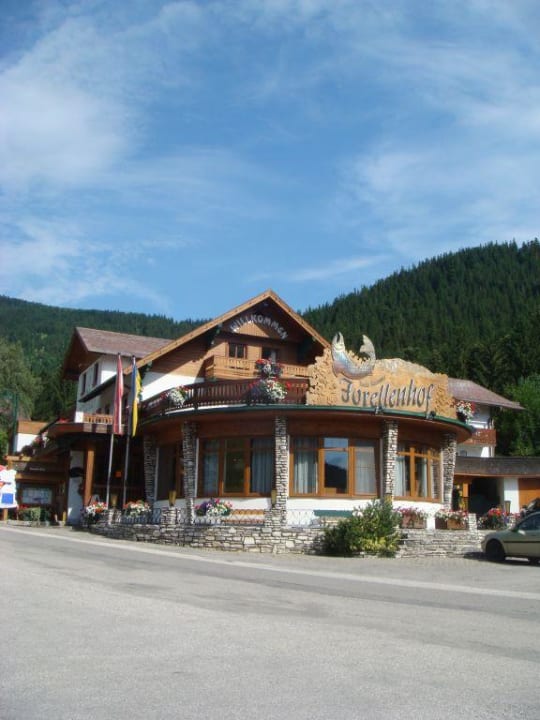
401, 515, 426, 529
447, 518, 466, 530
435, 517, 448, 530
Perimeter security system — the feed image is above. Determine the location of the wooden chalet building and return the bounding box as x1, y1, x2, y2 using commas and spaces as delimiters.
7, 289, 537, 531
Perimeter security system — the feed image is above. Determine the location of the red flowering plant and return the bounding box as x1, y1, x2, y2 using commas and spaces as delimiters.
478, 506, 517, 529
82, 501, 107, 524
248, 378, 288, 403
255, 358, 283, 377
248, 359, 288, 403
124, 500, 150, 517
396, 506, 427, 527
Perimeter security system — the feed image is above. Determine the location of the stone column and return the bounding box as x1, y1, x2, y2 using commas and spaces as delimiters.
182, 421, 197, 525
143, 435, 157, 505
265, 416, 288, 527
442, 432, 457, 506
382, 420, 399, 500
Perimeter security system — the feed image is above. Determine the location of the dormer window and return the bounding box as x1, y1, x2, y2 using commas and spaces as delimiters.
229, 343, 246, 359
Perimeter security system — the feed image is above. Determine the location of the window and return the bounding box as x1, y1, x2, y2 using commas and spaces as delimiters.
353, 441, 377, 495
323, 438, 348, 495
395, 444, 440, 500
201, 440, 219, 496
292, 437, 317, 494
250, 438, 274, 494
229, 343, 247, 359
291, 437, 378, 497
92, 362, 99, 387
199, 437, 274, 496
81, 372, 87, 395
224, 439, 245, 493
262, 347, 278, 362
156, 443, 184, 500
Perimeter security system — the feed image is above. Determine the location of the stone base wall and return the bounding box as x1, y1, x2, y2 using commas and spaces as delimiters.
90, 521, 325, 554
89, 521, 488, 557
398, 528, 488, 557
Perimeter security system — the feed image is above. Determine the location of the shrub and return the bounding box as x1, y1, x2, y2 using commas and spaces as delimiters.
322, 500, 401, 557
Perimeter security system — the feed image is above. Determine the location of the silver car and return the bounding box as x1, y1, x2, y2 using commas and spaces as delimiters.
482, 511, 540, 564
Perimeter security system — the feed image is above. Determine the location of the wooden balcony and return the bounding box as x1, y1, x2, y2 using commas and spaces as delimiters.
203, 356, 310, 380
82, 413, 113, 425
45, 412, 114, 440
140, 379, 309, 420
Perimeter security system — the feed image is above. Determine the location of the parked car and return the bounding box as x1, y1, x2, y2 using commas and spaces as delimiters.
482, 511, 540, 564
521, 497, 540, 516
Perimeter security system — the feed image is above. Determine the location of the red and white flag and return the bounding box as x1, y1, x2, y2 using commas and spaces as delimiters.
112, 353, 124, 435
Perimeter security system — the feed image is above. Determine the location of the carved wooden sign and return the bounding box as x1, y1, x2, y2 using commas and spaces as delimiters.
307, 333, 456, 418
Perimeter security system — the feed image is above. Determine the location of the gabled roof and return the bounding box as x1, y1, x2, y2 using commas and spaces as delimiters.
63, 327, 171, 380
135, 289, 330, 371
448, 378, 523, 411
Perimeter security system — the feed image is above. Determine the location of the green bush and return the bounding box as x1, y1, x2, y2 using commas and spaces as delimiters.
322, 499, 401, 557
18, 506, 51, 522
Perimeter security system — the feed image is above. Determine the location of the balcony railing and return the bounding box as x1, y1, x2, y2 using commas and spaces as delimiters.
140, 378, 309, 420
203, 356, 310, 380
82, 413, 113, 425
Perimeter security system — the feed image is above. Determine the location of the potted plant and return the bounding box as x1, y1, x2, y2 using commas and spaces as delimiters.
82, 501, 107, 525
435, 508, 450, 529
447, 509, 468, 530
247, 377, 288, 404
397, 506, 427, 529
124, 499, 150, 517
195, 498, 233, 523
166, 386, 187, 407
452, 400, 475, 423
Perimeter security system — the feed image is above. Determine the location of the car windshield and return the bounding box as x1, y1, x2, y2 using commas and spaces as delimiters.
518, 514, 540, 531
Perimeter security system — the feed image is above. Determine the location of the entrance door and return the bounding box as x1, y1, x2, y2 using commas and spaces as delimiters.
518, 478, 540, 508
468, 477, 500, 517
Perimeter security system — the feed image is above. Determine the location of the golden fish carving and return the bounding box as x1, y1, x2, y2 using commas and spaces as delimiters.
331, 332, 376, 379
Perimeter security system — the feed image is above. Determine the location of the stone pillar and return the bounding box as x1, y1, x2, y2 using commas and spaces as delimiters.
442, 433, 457, 506
382, 420, 398, 499
143, 435, 157, 505
182, 421, 197, 525
265, 416, 288, 527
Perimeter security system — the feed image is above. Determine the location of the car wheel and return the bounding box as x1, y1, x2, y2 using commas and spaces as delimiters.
485, 539, 506, 562
528, 558, 540, 565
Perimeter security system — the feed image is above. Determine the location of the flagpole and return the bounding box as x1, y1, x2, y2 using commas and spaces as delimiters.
123, 356, 141, 507
107, 353, 124, 508
122, 424, 131, 507
106, 431, 114, 507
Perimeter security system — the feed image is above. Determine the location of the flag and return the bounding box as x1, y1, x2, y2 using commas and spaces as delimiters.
130, 356, 142, 436
112, 353, 124, 435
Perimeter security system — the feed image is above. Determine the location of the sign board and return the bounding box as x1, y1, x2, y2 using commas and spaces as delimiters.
306, 333, 456, 418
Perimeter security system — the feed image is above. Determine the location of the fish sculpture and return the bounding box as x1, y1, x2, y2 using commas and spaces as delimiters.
331, 332, 376, 379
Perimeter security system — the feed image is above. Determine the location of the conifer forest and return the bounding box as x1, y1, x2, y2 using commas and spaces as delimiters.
1, 240, 539, 456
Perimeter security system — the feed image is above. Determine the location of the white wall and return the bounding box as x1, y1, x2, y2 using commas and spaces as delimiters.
14, 431, 38, 453
142, 371, 200, 401
67, 451, 84, 523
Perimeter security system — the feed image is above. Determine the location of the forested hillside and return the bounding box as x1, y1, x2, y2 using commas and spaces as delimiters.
304, 240, 540, 394
0, 296, 204, 424
1, 240, 540, 455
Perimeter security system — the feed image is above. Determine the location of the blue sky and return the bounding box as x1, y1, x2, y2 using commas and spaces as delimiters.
1, 1, 539, 322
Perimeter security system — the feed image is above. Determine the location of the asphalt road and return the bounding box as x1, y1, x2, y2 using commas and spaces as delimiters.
1, 524, 539, 720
